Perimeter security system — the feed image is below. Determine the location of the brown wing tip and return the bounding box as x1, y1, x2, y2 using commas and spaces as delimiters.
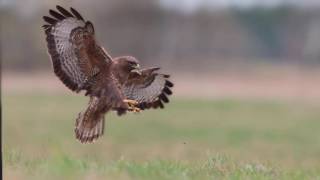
42, 5, 85, 29
150, 67, 161, 72
138, 75, 173, 110
43, 16, 57, 25
70, 7, 84, 20
56, 5, 74, 18
165, 80, 174, 88
156, 75, 174, 108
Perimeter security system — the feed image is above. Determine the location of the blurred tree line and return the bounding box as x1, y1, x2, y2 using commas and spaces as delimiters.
1, 0, 320, 71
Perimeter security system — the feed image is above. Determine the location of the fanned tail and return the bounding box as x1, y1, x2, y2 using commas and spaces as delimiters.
75, 97, 105, 143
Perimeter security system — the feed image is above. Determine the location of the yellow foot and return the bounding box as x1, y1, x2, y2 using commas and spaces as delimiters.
123, 99, 140, 113
129, 106, 141, 113
123, 99, 138, 106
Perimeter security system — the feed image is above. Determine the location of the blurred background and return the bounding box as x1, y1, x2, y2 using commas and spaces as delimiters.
2, 0, 320, 100
2, 0, 320, 179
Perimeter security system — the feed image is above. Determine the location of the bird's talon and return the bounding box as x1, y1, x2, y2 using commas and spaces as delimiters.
128, 106, 141, 113
123, 99, 138, 106
124, 99, 140, 112
133, 107, 141, 113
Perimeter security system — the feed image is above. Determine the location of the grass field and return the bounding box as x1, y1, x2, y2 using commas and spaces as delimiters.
3, 92, 320, 179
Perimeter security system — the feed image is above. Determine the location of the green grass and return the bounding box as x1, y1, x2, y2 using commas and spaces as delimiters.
3, 93, 320, 179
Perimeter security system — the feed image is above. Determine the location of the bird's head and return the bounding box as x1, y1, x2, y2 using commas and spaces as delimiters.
113, 56, 141, 75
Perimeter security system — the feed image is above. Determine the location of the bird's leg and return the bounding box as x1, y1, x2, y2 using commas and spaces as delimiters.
123, 99, 141, 113
123, 99, 138, 105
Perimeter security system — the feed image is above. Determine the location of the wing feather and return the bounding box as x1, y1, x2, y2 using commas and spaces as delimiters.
70, 7, 84, 21
56, 5, 74, 17
43, 16, 57, 24
122, 68, 174, 110
43, 6, 111, 93
49, 9, 65, 20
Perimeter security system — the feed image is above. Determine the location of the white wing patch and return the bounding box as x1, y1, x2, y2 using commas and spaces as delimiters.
123, 75, 167, 103
50, 18, 87, 89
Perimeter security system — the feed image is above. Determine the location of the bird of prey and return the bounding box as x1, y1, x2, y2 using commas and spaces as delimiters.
42, 5, 173, 143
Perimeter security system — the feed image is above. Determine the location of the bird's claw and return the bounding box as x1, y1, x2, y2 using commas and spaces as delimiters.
123, 99, 138, 106
128, 106, 141, 113
123, 99, 140, 113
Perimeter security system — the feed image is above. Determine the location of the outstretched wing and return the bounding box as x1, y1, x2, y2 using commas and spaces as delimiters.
122, 68, 174, 110
42, 5, 112, 92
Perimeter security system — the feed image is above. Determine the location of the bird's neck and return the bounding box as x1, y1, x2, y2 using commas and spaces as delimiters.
112, 65, 130, 85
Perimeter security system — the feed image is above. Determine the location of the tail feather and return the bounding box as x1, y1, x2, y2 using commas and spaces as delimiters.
75, 112, 105, 143
75, 97, 105, 143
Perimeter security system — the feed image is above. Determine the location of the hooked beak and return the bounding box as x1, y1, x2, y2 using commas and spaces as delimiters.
134, 64, 140, 69
131, 64, 142, 75
131, 69, 142, 75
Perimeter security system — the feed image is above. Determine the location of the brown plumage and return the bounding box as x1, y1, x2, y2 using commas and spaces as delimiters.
43, 5, 174, 143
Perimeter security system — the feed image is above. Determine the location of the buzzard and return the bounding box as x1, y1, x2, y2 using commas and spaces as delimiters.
42, 6, 173, 143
